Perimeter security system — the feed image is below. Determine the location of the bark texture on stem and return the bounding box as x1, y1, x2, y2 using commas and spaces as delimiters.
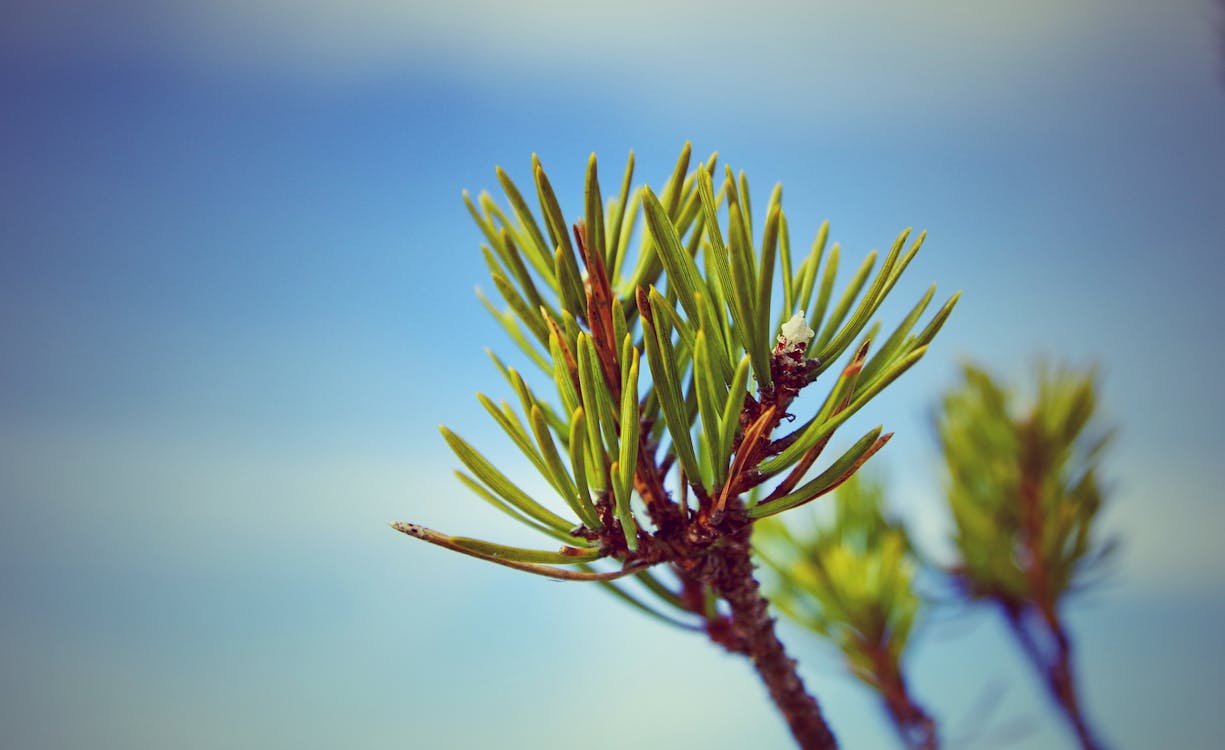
707, 523, 839, 750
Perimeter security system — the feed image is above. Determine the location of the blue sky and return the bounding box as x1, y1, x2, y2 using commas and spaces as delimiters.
2, 1, 1223, 748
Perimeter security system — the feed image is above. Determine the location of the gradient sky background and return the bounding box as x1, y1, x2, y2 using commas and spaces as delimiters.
2, 1, 1223, 748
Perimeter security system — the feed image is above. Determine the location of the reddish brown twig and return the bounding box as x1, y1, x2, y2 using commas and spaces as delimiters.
868, 644, 938, 750
992, 421, 1106, 750
1002, 603, 1104, 750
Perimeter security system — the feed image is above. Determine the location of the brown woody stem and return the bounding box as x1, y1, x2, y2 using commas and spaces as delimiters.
706, 522, 839, 750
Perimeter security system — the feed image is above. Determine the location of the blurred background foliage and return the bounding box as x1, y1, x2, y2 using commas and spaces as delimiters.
940, 364, 1114, 607
758, 473, 937, 749
758, 361, 1117, 749
939, 363, 1113, 749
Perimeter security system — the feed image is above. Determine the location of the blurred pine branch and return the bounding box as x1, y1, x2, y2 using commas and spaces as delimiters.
757, 472, 938, 750
939, 363, 1115, 750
